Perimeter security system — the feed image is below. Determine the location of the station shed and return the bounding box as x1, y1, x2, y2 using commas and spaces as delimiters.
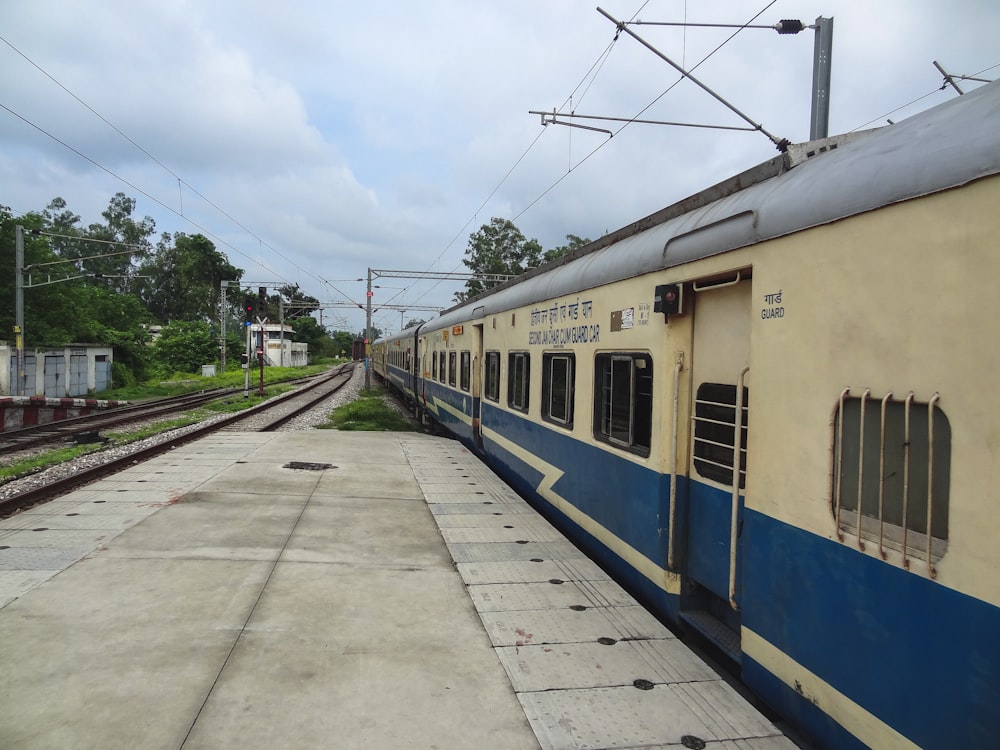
246, 323, 308, 367
0, 343, 113, 397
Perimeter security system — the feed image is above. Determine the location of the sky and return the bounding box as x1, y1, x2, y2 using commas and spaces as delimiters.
1, 1, 997, 336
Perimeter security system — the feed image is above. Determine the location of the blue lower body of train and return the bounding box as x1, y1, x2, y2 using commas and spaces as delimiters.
413, 377, 1000, 749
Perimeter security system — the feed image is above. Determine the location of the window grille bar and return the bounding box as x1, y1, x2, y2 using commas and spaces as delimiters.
693, 455, 744, 473
697, 397, 740, 409
877, 393, 893, 560
693, 435, 745, 453
835, 388, 947, 573
855, 389, 870, 550
729, 366, 750, 612
927, 393, 940, 578
693, 414, 747, 429
834, 388, 849, 541
902, 392, 914, 570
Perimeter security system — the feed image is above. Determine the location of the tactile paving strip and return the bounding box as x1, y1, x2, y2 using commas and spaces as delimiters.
414, 436, 795, 750
446, 540, 588, 564
429, 502, 534, 516
519, 681, 787, 750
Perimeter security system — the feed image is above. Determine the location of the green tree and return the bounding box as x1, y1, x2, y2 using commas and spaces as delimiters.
83, 193, 156, 291
148, 321, 218, 375
0, 207, 88, 346
457, 217, 543, 302
546, 233, 591, 263
274, 284, 319, 322
290, 316, 335, 359
77, 286, 153, 381
137, 233, 242, 324
0, 205, 155, 384
329, 330, 357, 358
42, 198, 89, 267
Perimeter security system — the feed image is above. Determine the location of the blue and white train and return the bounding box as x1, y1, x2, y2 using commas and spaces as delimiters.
373, 80, 1000, 748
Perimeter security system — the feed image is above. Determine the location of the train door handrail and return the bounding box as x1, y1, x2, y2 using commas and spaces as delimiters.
729, 365, 750, 611
667, 352, 684, 571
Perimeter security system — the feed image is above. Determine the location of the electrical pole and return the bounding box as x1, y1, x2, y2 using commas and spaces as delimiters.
14, 225, 25, 396
365, 268, 373, 388
219, 279, 230, 372
810, 16, 834, 140
279, 295, 285, 367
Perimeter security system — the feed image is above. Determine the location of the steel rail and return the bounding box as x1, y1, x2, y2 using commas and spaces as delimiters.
0, 364, 354, 517
0, 373, 326, 453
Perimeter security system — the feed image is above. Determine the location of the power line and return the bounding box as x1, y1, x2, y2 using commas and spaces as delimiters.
0, 35, 336, 308
850, 61, 996, 132
0, 99, 300, 287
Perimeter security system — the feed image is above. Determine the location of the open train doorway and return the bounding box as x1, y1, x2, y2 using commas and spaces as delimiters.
473, 323, 484, 452
681, 274, 752, 659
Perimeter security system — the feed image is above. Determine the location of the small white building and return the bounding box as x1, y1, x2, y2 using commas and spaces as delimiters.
246, 323, 308, 367
0, 343, 114, 397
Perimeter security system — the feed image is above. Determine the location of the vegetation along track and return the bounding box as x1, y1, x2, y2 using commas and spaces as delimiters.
0, 363, 356, 517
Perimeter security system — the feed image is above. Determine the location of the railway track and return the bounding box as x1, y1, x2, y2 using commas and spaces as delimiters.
0, 363, 356, 517
0, 371, 326, 454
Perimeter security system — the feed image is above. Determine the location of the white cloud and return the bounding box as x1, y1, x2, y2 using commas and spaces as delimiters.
1, 0, 997, 332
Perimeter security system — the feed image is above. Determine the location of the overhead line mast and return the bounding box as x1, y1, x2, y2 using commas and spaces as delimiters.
540, 10, 835, 146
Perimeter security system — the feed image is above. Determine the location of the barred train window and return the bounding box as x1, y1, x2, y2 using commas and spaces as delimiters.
432, 351, 438, 380
448, 352, 457, 387
508, 352, 530, 412
693, 383, 749, 489
484, 351, 500, 402
542, 353, 575, 427
833, 392, 950, 568
594, 353, 652, 456
460, 351, 471, 392
439, 352, 446, 383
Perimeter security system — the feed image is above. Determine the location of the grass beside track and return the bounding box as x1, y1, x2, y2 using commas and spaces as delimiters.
320, 387, 421, 432
100, 361, 341, 401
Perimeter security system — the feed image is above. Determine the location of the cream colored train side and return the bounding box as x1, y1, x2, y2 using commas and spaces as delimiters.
374, 81, 1000, 749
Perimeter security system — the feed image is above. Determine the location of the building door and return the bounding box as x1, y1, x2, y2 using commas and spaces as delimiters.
44, 355, 66, 398
70, 354, 87, 396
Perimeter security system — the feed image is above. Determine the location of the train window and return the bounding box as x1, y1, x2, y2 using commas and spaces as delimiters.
542, 353, 575, 427
438, 352, 446, 382
448, 352, 457, 387
484, 351, 500, 402
460, 351, 471, 392
508, 352, 530, 412
432, 351, 438, 380
594, 353, 652, 456
693, 383, 748, 489
832, 392, 950, 570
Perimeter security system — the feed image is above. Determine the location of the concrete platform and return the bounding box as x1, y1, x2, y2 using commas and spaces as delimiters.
0, 432, 797, 749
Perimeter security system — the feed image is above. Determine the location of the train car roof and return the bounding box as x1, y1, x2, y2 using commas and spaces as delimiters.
423, 79, 1000, 333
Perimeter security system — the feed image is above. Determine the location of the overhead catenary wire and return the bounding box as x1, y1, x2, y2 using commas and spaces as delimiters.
414, 0, 778, 311
849, 61, 997, 132
511, 1, 779, 224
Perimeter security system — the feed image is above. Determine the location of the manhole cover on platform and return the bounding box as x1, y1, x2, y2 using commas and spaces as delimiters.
283, 462, 334, 471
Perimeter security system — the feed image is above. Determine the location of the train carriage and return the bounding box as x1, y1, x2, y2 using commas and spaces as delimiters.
373, 80, 1000, 748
